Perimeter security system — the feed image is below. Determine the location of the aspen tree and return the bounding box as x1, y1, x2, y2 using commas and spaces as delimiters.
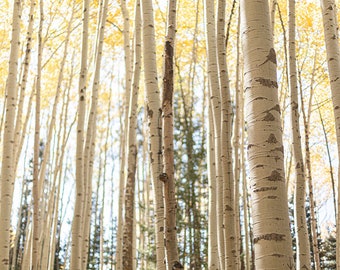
161, 0, 182, 269
141, 0, 166, 268
299, 51, 321, 270
32, 0, 44, 268
99, 91, 112, 270
233, 6, 243, 269
240, 0, 294, 268
81, 0, 108, 267
47, 85, 73, 270
208, 105, 218, 270
116, 0, 132, 267
216, 0, 237, 268
122, 0, 141, 268
204, 0, 225, 267
288, 0, 311, 268
70, 0, 90, 268
13, 0, 35, 169
0, 0, 21, 268
320, 0, 340, 267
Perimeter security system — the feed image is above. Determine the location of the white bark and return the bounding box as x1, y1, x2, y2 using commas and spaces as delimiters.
204, 1, 225, 267
320, 0, 340, 268
288, 0, 311, 268
240, 0, 295, 268
0, 1, 21, 268
141, 0, 166, 269
70, 0, 90, 268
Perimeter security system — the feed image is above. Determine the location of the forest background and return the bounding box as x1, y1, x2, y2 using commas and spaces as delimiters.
0, 0, 339, 269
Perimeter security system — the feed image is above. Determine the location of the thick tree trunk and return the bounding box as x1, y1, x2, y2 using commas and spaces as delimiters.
240, 0, 295, 268
287, 0, 311, 268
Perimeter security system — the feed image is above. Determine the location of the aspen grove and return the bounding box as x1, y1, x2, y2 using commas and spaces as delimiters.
1, 0, 340, 269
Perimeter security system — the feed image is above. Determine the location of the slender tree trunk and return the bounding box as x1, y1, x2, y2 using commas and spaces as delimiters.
299, 50, 321, 270
319, 1, 340, 267
32, 1, 43, 268
287, 0, 311, 268
204, 1, 225, 267
13, 0, 35, 170
240, 0, 295, 268
70, 0, 90, 268
162, 0, 182, 269
116, 0, 132, 267
141, 0, 166, 268
208, 104, 218, 270
122, 0, 142, 268
216, 0, 237, 268
81, 0, 108, 267
0, 1, 21, 268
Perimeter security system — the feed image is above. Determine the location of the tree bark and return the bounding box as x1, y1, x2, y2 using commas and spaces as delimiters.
0, 1, 21, 268
216, 0, 237, 268
141, 0, 166, 269
70, 0, 89, 268
287, 0, 311, 268
122, 0, 142, 268
319, 1, 340, 268
204, 1, 225, 267
240, 0, 295, 268
162, 0, 182, 269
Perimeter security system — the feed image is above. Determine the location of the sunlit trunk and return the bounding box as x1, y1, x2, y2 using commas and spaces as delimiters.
240, 0, 295, 268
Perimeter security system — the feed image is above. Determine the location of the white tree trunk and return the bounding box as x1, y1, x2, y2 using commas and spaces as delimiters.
204, 1, 225, 267
141, 0, 166, 269
287, 0, 311, 268
0, 1, 21, 268
240, 0, 295, 268
320, 0, 340, 268
70, 0, 89, 268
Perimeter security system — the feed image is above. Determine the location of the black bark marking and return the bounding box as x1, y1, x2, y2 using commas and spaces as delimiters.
247, 144, 255, 150
259, 48, 277, 66
147, 105, 153, 119
267, 196, 277, 199
327, 5, 333, 10
263, 112, 275, 121
272, 146, 284, 153
159, 172, 168, 182
271, 104, 281, 113
253, 233, 285, 243
172, 261, 184, 269
267, 170, 283, 181
253, 186, 277, 192
225, 205, 233, 211
254, 96, 266, 101
255, 77, 278, 88
266, 133, 278, 144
